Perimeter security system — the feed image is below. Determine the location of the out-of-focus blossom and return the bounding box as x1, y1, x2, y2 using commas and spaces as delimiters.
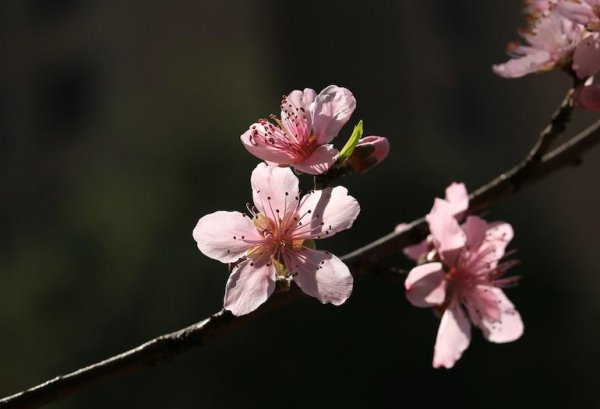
193, 163, 360, 316
241, 86, 356, 175
404, 199, 523, 369
346, 136, 390, 174
493, 7, 585, 78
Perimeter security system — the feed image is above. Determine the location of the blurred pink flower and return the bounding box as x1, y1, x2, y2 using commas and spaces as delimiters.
241, 85, 356, 175
396, 182, 469, 262
404, 199, 523, 369
493, 7, 585, 78
193, 163, 360, 316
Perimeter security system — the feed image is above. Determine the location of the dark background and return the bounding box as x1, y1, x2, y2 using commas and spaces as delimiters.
1, 1, 599, 408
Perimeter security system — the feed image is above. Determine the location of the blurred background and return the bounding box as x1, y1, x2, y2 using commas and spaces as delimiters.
1, 0, 599, 408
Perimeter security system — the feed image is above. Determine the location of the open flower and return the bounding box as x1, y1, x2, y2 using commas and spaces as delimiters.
493, 6, 585, 78
241, 85, 356, 175
404, 198, 523, 369
193, 163, 360, 316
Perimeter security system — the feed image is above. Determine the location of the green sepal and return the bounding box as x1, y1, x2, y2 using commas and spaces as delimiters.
336, 120, 363, 165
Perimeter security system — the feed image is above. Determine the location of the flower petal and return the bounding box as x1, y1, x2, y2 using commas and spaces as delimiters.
251, 163, 300, 219
193, 211, 263, 263
310, 85, 356, 144
285, 248, 353, 305
282, 88, 317, 124
573, 33, 600, 79
405, 262, 446, 308
426, 198, 466, 265
292, 186, 360, 240
444, 182, 469, 216
433, 306, 472, 369
484, 221, 514, 261
462, 216, 488, 251
476, 288, 524, 343
492, 50, 553, 78
240, 125, 296, 165
403, 239, 431, 262
558, 1, 599, 25
292, 144, 338, 175
224, 257, 276, 316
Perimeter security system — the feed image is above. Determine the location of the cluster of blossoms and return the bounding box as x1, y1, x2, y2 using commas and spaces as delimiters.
494, 0, 600, 111
192, 83, 525, 369
193, 86, 388, 316
193, 84, 526, 368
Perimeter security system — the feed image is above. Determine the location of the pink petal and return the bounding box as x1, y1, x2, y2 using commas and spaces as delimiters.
492, 50, 553, 78
484, 221, 514, 261
193, 211, 263, 263
405, 262, 447, 308
476, 288, 524, 343
285, 248, 353, 305
573, 33, 600, 79
250, 163, 300, 219
403, 239, 431, 262
444, 182, 469, 216
426, 199, 466, 265
396, 223, 432, 262
433, 306, 472, 369
240, 126, 296, 165
557, 1, 599, 25
282, 88, 317, 124
293, 186, 360, 240
575, 84, 600, 111
462, 216, 488, 251
224, 257, 276, 316
310, 85, 356, 144
292, 144, 339, 175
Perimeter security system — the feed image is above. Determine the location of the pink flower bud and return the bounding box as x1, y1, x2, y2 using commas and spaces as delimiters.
346, 136, 390, 174
574, 84, 600, 112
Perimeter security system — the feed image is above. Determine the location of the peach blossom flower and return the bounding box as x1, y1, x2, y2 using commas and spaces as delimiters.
193, 163, 360, 316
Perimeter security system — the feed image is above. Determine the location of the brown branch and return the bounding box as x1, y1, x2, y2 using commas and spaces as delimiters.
2, 113, 599, 408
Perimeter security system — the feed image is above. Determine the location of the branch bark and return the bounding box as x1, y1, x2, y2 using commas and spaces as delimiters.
2, 113, 599, 409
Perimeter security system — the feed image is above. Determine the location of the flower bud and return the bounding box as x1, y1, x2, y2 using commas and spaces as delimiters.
346, 136, 390, 174
574, 84, 600, 112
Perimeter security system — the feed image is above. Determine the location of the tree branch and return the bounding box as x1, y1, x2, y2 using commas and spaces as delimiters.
2, 112, 599, 408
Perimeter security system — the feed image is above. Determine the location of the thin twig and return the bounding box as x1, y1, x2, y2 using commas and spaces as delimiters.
2, 112, 598, 408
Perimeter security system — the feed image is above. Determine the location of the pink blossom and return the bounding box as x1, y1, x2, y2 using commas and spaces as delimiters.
396, 182, 469, 262
193, 163, 360, 316
241, 86, 356, 175
346, 136, 390, 174
404, 199, 523, 369
493, 7, 585, 78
